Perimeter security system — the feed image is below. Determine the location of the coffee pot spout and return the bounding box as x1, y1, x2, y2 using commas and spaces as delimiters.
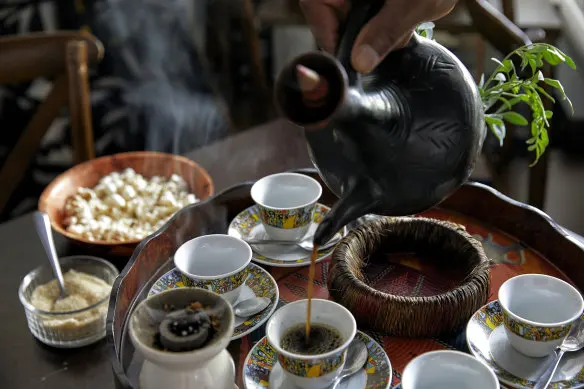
313, 178, 379, 246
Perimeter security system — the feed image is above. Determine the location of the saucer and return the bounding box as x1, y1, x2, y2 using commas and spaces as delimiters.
149, 263, 279, 340
243, 331, 392, 389
466, 300, 584, 388
228, 203, 345, 267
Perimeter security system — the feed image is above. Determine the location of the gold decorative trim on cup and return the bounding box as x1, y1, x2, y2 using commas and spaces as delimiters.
258, 205, 314, 230
277, 352, 345, 378
502, 307, 573, 341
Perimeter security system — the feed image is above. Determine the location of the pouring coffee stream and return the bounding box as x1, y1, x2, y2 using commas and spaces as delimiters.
275, 0, 486, 247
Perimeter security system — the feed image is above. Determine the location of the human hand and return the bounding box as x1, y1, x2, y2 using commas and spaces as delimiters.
299, 0, 458, 74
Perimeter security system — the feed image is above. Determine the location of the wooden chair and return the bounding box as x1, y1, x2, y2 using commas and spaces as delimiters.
206, 0, 273, 130
0, 31, 103, 215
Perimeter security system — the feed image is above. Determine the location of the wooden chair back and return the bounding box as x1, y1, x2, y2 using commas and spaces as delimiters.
502, 0, 516, 21
0, 31, 103, 215
465, 0, 531, 54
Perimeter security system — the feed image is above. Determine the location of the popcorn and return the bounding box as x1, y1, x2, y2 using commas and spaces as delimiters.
63, 170, 199, 242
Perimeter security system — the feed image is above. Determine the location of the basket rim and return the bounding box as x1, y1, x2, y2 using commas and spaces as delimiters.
331, 216, 490, 303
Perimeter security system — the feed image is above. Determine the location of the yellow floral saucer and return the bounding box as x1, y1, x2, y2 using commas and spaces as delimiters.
466, 300, 584, 389
228, 203, 345, 268
242, 331, 391, 389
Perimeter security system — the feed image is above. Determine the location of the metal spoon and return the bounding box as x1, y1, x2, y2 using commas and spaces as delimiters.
330, 339, 369, 389
534, 319, 584, 389
34, 211, 68, 299
234, 297, 271, 317
245, 233, 341, 251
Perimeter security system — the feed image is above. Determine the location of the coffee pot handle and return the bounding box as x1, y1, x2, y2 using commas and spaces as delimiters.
336, 0, 385, 86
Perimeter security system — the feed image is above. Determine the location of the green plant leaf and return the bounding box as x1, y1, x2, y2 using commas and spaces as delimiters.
503, 112, 529, 125
491, 58, 505, 67
529, 59, 537, 74
479, 73, 485, 88
416, 22, 435, 39
452, 40, 575, 165
565, 55, 577, 69
535, 86, 556, 103
543, 49, 565, 66
487, 121, 506, 146
544, 78, 567, 99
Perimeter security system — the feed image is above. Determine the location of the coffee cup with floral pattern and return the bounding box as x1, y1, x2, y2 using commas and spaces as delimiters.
174, 234, 252, 294
266, 299, 356, 389
498, 273, 584, 357
251, 173, 322, 241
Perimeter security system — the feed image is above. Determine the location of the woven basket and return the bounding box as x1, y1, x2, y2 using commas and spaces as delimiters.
327, 217, 490, 337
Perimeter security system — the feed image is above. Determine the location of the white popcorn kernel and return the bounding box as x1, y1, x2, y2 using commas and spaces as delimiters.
103, 182, 118, 196
122, 168, 136, 178
158, 190, 177, 207
105, 193, 126, 209
64, 216, 78, 226
63, 169, 198, 243
77, 188, 96, 201
110, 207, 123, 219
78, 203, 93, 221
120, 185, 137, 200
94, 184, 108, 198
133, 177, 148, 191
67, 224, 85, 234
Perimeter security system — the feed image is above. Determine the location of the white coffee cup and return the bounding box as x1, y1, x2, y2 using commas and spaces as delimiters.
265, 299, 356, 389
402, 350, 499, 389
174, 234, 252, 294
498, 273, 584, 357
251, 173, 322, 241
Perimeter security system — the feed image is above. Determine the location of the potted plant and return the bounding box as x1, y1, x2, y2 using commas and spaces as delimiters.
417, 22, 576, 166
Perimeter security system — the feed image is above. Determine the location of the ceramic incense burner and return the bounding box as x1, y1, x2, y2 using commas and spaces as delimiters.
275, 0, 486, 245
129, 288, 235, 389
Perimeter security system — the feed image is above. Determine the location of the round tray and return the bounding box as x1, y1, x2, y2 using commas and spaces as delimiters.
108, 168, 584, 389
328, 216, 490, 337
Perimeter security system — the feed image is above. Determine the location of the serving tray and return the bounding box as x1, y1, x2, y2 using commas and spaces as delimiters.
107, 168, 584, 389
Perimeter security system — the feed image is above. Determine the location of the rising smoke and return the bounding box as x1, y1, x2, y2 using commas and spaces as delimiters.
93, 0, 230, 154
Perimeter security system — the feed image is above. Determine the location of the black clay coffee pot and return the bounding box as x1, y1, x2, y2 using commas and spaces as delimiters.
274, 0, 486, 245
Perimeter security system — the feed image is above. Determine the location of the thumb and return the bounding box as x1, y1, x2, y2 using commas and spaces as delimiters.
351, 0, 418, 74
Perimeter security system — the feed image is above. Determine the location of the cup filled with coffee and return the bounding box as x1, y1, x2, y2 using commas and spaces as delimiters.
498, 273, 584, 357
401, 350, 499, 389
251, 172, 322, 241
174, 234, 252, 294
266, 299, 356, 389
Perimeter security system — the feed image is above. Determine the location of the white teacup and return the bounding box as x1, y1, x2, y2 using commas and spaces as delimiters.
402, 350, 499, 389
174, 234, 252, 294
251, 172, 322, 241
499, 273, 584, 357
266, 299, 356, 389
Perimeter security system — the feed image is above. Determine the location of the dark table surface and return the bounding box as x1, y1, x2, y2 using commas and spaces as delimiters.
0, 120, 312, 389
1, 119, 583, 389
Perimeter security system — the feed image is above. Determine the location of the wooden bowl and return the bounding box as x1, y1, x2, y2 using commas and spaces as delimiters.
38, 151, 214, 257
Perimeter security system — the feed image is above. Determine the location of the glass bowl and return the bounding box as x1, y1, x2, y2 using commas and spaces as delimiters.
18, 255, 119, 348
